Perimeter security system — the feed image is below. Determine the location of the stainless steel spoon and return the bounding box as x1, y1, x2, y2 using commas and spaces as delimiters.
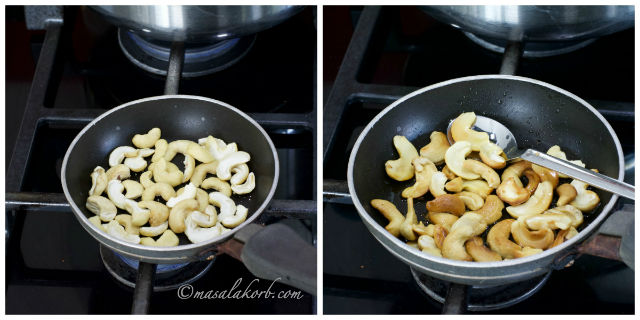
446, 115, 635, 200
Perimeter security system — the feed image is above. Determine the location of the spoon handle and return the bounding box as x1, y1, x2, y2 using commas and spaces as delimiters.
520, 149, 635, 200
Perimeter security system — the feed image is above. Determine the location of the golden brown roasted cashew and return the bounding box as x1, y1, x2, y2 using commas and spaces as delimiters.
456, 191, 484, 211
141, 182, 176, 201
506, 181, 553, 218
462, 159, 500, 188
402, 156, 437, 198
399, 198, 418, 241
569, 179, 600, 212
478, 141, 506, 169
450, 112, 490, 151
444, 141, 480, 180
550, 227, 578, 248
132, 128, 161, 149
523, 214, 572, 231
465, 237, 502, 262
371, 199, 405, 237
426, 194, 466, 216
442, 165, 457, 180
89, 166, 108, 196
152, 158, 183, 187
427, 212, 459, 232
140, 171, 154, 188
151, 139, 168, 163
445, 177, 463, 192
106, 164, 131, 181
511, 217, 554, 249
496, 177, 530, 206
522, 169, 540, 194
429, 172, 448, 197
441, 212, 487, 261
546, 145, 586, 178
556, 183, 577, 206
190, 161, 219, 187
544, 205, 583, 228
473, 195, 504, 225
501, 160, 531, 188
122, 180, 144, 199
531, 164, 560, 189
412, 222, 435, 237
385, 135, 419, 181
460, 180, 493, 199
487, 219, 543, 259
201, 177, 232, 197
432, 224, 448, 249
168, 199, 199, 233
86, 195, 117, 222
138, 201, 170, 226
418, 235, 442, 257
419, 131, 450, 165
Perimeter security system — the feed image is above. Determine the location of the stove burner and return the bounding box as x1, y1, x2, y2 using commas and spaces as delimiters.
100, 245, 215, 292
463, 32, 597, 58
410, 267, 551, 311
118, 29, 256, 77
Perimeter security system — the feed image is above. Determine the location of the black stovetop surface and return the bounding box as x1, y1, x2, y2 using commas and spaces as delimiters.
323, 6, 634, 314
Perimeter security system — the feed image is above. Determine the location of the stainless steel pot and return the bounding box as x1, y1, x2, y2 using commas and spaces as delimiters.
91, 5, 305, 42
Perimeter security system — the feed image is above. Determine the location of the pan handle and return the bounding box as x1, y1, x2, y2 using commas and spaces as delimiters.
131, 262, 157, 314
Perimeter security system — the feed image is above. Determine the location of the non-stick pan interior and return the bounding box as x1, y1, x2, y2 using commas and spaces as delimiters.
352, 77, 621, 232
64, 96, 276, 238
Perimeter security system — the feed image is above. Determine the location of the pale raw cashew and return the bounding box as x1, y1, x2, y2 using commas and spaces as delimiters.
106, 180, 150, 225
168, 199, 199, 233
442, 165, 457, 180
418, 235, 442, 257
107, 179, 129, 210
385, 135, 419, 181
115, 214, 140, 235
151, 139, 168, 162
556, 183, 577, 206
501, 161, 531, 188
141, 182, 176, 201
546, 145, 586, 178
569, 179, 600, 212
445, 177, 463, 192
511, 217, 554, 249
138, 201, 170, 226
184, 213, 225, 243
88, 216, 106, 231
202, 177, 232, 197
141, 230, 180, 247
124, 148, 154, 172
209, 192, 237, 221
419, 131, 450, 165
407, 241, 419, 250
544, 205, 584, 228
450, 112, 490, 151
531, 164, 560, 189
371, 199, 405, 237
166, 182, 197, 207
522, 169, 540, 194
462, 159, 500, 188
190, 162, 219, 187
441, 212, 487, 261
140, 171, 154, 188
231, 173, 255, 195
139, 221, 168, 237
402, 157, 437, 198
465, 237, 502, 262
106, 164, 131, 181
127, 202, 150, 227
457, 191, 484, 211
122, 180, 144, 199
230, 164, 250, 185
523, 214, 572, 231
444, 141, 479, 180
506, 181, 553, 218
109, 146, 138, 167
472, 195, 504, 225
105, 220, 140, 243
216, 151, 251, 181
182, 154, 196, 182
220, 205, 248, 228
429, 172, 448, 197
478, 141, 506, 169
195, 188, 209, 211
199, 136, 238, 161
412, 222, 435, 237
399, 198, 418, 241
191, 205, 218, 227
165, 140, 215, 163
550, 227, 579, 248
487, 219, 543, 259
497, 177, 530, 206
152, 158, 183, 187
426, 194, 466, 216
132, 128, 161, 149
89, 166, 108, 196
427, 212, 459, 232
86, 195, 117, 221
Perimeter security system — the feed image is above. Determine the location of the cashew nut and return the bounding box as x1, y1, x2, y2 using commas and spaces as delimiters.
166, 182, 197, 207
550, 227, 579, 248
445, 177, 463, 192
109, 146, 138, 167
569, 179, 600, 212
140, 171, 154, 188
140, 230, 180, 247
418, 235, 442, 257
432, 224, 448, 249
122, 180, 144, 199
86, 195, 117, 221
216, 151, 251, 181
462, 159, 500, 188
138, 201, 170, 226
441, 212, 487, 261
105, 220, 140, 243
501, 161, 531, 188
191, 205, 217, 227
139, 221, 168, 237
546, 145, 586, 178
194, 188, 209, 211
399, 198, 418, 241
419, 131, 450, 165
402, 156, 437, 198
88, 215, 106, 231
106, 164, 131, 181
165, 140, 215, 163
184, 213, 225, 243
231, 173, 255, 195
89, 166, 108, 196
107, 180, 149, 226
478, 141, 506, 169
123, 148, 154, 172
209, 192, 237, 222
141, 182, 176, 201
426, 194, 466, 216
371, 199, 405, 237
429, 172, 448, 197
497, 177, 530, 206
220, 205, 248, 228
523, 214, 572, 231
182, 154, 196, 182
465, 237, 502, 262
168, 199, 198, 233
544, 204, 583, 228
506, 181, 553, 218
450, 112, 490, 151
556, 183, 578, 206
444, 141, 479, 180
427, 212, 459, 232
151, 139, 168, 162
202, 177, 232, 197
190, 162, 219, 187
457, 191, 484, 211
487, 219, 543, 259
522, 169, 540, 194
152, 158, 183, 187
472, 194, 504, 225
132, 128, 161, 149
385, 135, 419, 181
511, 217, 554, 249
412, 222, 435, 237
442, 165, 457, 180
199, 136, 238, 161
114, 214, 140, 235
230, 164, 249, 185
531, 164, 559, 189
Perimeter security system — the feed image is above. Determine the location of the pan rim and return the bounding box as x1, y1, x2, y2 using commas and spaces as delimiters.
347, 74, 624, 270
61, 94, 280, 257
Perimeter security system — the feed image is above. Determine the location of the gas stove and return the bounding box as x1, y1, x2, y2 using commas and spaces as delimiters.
6, 5, 316, 314
323, 6, 634, 314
